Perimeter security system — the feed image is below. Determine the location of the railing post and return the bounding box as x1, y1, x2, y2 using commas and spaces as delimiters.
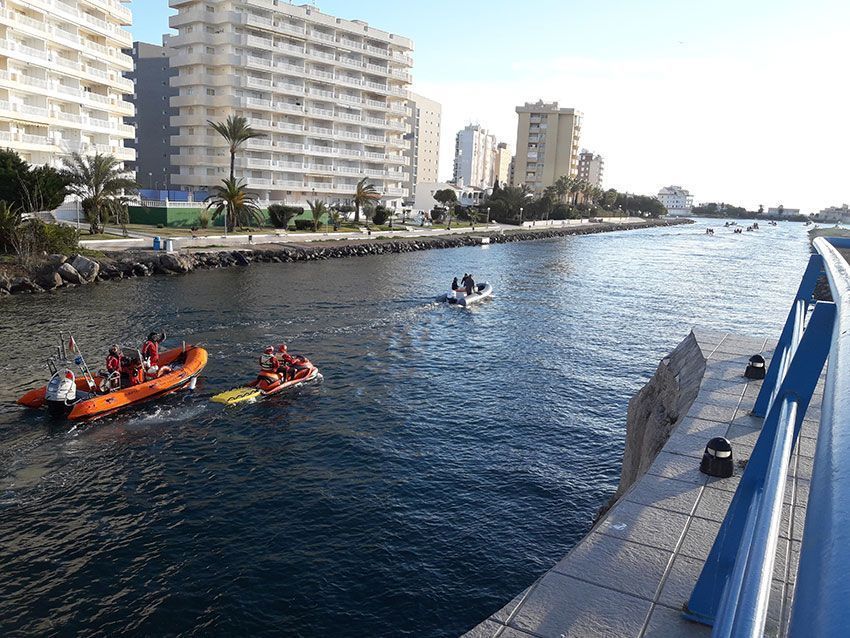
753, 254, 824, 417
684, 302, 836, 630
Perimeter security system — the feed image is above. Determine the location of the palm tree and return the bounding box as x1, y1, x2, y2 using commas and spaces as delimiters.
552, 175, 572, 204
62, 152, 137, 235
208, 115, 264, 182
205, 177, 263, 232
352, 177, 381, 223
307, 198, 328, 232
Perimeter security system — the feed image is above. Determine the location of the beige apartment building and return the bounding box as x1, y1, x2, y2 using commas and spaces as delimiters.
406, 91, 440, 203
168, 0, 413, 207
513, 100, 581, 193
494, 142, 511, 187
0, 0, 136, 169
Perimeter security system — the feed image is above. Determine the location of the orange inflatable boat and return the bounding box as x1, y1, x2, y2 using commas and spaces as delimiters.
18, 344, 208, 421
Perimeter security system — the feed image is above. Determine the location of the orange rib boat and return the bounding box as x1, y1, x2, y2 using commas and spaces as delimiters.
18, 345, 208, 421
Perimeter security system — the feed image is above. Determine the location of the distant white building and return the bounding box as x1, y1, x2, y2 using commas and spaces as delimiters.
813, 204, 850, 224
578, 150, 604, 187
657, 186, 694, 216
453, 124, 497, 189
767, 207, 802, 217
414, 181, 486, 212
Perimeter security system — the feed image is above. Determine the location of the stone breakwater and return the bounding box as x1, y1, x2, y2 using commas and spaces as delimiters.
0, 219, 691, 297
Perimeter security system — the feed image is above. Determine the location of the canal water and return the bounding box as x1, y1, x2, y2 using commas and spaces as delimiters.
0, 219, 812, 636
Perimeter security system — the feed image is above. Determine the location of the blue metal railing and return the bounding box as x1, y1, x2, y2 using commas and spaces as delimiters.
683, 236, 850, 637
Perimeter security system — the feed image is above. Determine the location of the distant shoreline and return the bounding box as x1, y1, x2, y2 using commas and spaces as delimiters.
1, 218, 692, 299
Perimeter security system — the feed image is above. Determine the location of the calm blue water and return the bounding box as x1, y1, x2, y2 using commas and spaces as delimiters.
0, 219, 811, 637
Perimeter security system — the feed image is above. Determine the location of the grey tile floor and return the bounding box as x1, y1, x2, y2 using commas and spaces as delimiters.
463, 328, 817, 638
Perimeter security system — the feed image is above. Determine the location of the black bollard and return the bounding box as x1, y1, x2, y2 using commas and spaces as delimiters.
745, 354, 766, 380
700, 437, 734, 478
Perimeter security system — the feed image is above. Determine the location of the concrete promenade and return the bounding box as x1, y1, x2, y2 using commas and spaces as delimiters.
463, 328, 817, 638
76, 217, 646, 252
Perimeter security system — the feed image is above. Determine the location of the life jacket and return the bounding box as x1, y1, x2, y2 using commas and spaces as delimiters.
106, 354, 121, 373
260, 353, 279, 371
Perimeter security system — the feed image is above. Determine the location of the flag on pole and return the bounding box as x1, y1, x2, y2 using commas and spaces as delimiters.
68, 336, 77, 353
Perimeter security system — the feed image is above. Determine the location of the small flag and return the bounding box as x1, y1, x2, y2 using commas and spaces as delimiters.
68, 336, 77, 353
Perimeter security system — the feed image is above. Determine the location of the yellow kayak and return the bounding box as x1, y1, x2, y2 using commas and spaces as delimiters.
211, 387, 263, 405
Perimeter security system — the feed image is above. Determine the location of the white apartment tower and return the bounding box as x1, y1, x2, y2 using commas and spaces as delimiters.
168, 1, 414, 207
577, 149, 604, 187
453, 124, 496, 189
0, 0, 136, 169
405, 91, 440, 203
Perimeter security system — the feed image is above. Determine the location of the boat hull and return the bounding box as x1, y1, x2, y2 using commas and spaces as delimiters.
17, 346, 208, 421
441, 282, 494, 306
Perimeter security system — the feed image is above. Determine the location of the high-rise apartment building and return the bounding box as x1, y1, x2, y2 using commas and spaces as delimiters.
513, 100, 582, 193
0, 0, 136, 169
453, 124, 496, 189
577, 149, 604, 187
168, 1, 413, 207
406, 92, 440, 203
494, 142, 511, 187
127, 40, 178, 191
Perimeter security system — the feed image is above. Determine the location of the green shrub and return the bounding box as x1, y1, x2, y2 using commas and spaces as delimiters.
43, 223, 79, 253
268, 204, 303, 229
293, 219, 313, 231
197, 211, 210, 228
157, 223, 164, 229
371, 206, 389, 226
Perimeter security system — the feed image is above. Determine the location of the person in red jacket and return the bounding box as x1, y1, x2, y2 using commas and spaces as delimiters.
275, 344, 307, 381
101, 344, 123, 392
142, 332, 170, 379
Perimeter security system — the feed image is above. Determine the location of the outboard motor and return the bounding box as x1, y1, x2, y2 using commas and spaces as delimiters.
45, 369, 77, 416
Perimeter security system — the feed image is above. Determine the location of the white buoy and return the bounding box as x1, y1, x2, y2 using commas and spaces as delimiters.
188, 377, 198, 391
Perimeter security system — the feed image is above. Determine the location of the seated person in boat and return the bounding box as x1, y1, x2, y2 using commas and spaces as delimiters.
142, 332, 171, 379
252, 346, 284, 389
276, 343, 307, 381
100, 344, 123, 392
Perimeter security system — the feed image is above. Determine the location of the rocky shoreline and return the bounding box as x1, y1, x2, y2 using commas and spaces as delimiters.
1, 218, 691, 297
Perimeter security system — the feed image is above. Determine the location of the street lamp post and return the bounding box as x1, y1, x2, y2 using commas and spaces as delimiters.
519, 207, 524, 225
486, 207, 491, 224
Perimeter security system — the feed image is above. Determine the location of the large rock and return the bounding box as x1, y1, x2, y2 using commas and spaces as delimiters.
48, 254, 68, 266
0, 275, 10, 293
57, 262, 84, 285
10, 276, 42, 294
159, 252, 193, 274
233, 252, 251, 266
71, 255, 100, 283
36, 269, 63, 291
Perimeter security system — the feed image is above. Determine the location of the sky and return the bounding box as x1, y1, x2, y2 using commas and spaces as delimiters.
129, 0, 850, 212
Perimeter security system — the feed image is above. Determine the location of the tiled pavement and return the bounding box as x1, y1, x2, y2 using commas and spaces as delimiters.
463, 328, 820, 638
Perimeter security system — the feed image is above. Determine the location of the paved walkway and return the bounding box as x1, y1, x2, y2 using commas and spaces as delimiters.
76, 218, 649, 252
463, 328, 818, 638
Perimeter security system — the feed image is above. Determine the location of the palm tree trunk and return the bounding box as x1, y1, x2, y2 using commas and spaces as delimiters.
355, 203, 360, 223
230, 151, 235, 182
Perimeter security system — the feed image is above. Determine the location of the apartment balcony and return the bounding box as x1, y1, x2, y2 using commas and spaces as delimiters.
0, 100, 134, 139
0, 8, 133, 71
0, 38, 133, 93
80, 0, 132, 25
21, 0, 132, 46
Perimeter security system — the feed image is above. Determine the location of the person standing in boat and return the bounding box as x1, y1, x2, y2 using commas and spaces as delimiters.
465, 274, 476, 295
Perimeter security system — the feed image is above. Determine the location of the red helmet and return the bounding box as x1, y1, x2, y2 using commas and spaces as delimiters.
277, 344, 288, 353
264, 346, 274, 354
